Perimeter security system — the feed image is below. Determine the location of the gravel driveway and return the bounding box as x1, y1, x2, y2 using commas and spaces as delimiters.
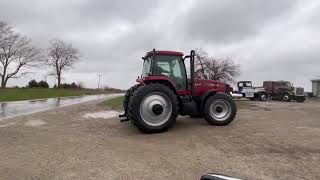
0, 98, 319, 180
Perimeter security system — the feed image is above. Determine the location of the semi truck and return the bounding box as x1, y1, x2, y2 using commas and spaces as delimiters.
263, 81, 305, 102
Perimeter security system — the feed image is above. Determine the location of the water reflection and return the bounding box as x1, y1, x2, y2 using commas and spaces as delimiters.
1, 103, 7, 118
0, 94, 120, 121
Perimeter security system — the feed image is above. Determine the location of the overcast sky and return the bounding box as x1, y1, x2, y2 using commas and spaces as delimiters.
1, 0, 319, 90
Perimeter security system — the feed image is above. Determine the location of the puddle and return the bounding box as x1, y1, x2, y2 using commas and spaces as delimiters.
0, 94, 123, 121
83, 110, 121, 119
25, 119, 47, 127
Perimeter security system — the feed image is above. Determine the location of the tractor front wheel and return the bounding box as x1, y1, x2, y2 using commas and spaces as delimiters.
203, 93, 237, 126
129, 83, 178, 133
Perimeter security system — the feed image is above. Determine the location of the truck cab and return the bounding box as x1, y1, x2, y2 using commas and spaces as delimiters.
234, 81, 267, 101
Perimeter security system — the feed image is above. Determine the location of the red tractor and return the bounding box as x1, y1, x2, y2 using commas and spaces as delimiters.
120, 49, 237, 133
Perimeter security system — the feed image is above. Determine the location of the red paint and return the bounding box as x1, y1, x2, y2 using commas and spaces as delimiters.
145, 51, 183, 57
193, 79, 226, 96
136, 76, 226, 97
137, 76, 176, 86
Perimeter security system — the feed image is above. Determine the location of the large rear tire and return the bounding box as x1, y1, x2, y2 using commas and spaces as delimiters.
129, 83, 178, 133
203, 93, 237, 126
123, 84, 139, 111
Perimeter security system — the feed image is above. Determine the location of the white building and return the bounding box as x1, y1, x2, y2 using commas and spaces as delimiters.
311, 79, 320, 97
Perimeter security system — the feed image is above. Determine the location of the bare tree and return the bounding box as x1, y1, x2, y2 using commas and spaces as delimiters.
194, 48, 240, 83
0, 21, 42, 88
46, 39, 80, 87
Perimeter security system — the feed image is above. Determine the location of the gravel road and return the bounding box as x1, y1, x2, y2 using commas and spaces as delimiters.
0, 98, 319, 180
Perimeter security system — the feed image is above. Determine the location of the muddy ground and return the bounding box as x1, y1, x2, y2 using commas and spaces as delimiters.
0, 98, 319, 180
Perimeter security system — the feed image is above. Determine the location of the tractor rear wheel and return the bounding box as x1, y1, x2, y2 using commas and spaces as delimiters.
123, 84, 139, 111
128, 83, 178, 133
203, 93, 237, 126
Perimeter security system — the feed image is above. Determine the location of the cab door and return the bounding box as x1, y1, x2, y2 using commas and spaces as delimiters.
153, 56, 187, 91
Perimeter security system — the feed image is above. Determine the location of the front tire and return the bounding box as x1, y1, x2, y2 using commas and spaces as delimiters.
129, 83, 178, 133
203, 93, 237, 126
259, 92, 267, 101
282, 93, 291, 102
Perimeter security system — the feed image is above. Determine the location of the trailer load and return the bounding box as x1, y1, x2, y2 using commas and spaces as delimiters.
263, 81, 305, 102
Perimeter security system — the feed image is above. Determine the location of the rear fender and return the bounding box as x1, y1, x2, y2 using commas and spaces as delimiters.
143, 79, 176, 94
136, 76, 176, 90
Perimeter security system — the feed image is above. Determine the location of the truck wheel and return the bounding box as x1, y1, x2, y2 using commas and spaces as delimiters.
129, 83, 178, 133
296, 96, 305, 103
259, 92, 267, 101
203, 93, 237, 126
282, 93, 291, 102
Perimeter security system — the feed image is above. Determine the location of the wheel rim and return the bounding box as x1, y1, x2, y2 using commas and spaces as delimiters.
261, 94, 267, 101
209, 99, 232, 121
139, 92, 172, 126
283, 95, 289, 101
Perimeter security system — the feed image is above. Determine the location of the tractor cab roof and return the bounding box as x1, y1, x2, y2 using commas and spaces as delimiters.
145, 50, 184, 57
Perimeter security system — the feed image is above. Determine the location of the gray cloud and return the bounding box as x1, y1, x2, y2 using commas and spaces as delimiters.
179, 0, 298, 43
1, 0, 320, 91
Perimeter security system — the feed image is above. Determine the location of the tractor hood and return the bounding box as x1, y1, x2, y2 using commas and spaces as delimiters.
193, 79, 227, 95
136, 76, 228, 96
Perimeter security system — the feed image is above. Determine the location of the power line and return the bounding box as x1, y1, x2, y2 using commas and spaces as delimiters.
97, 74, 102, 90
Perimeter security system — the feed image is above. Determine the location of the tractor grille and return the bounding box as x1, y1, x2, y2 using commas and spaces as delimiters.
295, 87, 304, 96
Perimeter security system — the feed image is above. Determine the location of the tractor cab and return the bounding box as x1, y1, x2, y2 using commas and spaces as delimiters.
141, 51, 187, 90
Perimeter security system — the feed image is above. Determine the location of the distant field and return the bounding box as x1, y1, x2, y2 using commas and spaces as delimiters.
0, 88, 111, 102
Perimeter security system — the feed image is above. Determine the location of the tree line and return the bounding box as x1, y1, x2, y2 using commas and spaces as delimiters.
0, 21, 80, 88
194, 48, 240, 84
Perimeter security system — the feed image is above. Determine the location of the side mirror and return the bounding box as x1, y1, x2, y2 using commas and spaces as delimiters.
200, 173, 242, 180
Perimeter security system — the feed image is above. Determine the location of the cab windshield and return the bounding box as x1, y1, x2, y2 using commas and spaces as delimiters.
141, 55, 187, 90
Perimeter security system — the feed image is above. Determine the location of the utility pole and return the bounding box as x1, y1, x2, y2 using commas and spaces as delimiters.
97, 74, 102, 90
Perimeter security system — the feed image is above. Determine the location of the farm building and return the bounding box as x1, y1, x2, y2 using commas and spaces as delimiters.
311, 79, 320, 97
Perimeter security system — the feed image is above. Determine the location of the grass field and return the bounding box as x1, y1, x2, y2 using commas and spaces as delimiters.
0, 88, 109, 102
102, 96, 124, 109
